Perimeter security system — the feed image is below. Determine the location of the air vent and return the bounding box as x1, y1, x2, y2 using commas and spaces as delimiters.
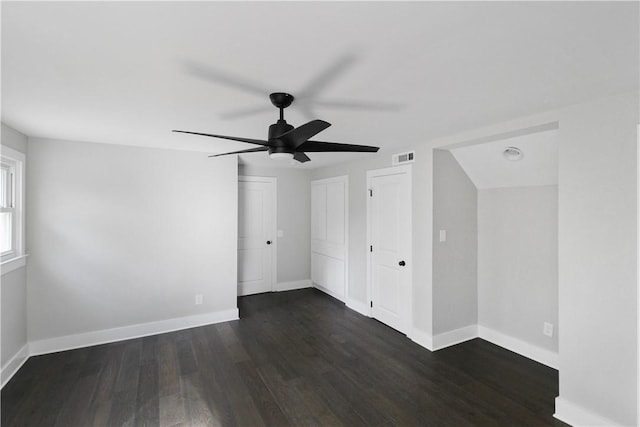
392, 151, 415, 165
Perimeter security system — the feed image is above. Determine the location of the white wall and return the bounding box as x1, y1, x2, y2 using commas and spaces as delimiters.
26, 138, 238, 346
238, 164, 311, 286
1, 268, 27, 366
478, 185, 558, 353
1, 123, 29, 382
432, 149, 477, 335
556, 92, 638, 426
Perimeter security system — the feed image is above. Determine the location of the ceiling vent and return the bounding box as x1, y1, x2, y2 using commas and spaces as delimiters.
392, 151, 415, 165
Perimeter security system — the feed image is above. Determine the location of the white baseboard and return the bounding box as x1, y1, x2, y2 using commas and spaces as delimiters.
275, 279, 312, 292
29, 308, 239, 356
432, 325, 478, 351
1, 343, 29, 388
345, 297, 370, 317
409, 327, 434, 351
313, 283, 345, 302
478, 325, 558, 369
409, 324, 558, 367
554, 397, 621, 427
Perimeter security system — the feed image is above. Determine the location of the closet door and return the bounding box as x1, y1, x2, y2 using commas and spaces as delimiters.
311, 176, 348, 301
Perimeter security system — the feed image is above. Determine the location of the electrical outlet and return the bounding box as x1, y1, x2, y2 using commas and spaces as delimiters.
543, 322, 554, 337
439, 230, 446, 242
195, 294, 203, 305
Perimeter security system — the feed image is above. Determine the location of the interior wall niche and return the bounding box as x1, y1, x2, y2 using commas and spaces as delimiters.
432, 127, 559, 356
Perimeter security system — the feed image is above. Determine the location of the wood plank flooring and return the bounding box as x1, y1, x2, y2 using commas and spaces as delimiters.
1, 288, 567, 426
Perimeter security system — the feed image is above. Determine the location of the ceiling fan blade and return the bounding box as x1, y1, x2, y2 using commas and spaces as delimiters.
172, 130, 269, 146
297, 52, 358, 100
315, 99, 403, 112
297, 140, 379, 153
209, 147, 268, 158
278, 120, 331, 148
220, 105, 272, 120
293, 152, 311, 163
297, 105, 316, 121
183, 61, 270, 97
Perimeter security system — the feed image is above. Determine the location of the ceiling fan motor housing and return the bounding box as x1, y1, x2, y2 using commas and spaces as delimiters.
268, 119, 295, 155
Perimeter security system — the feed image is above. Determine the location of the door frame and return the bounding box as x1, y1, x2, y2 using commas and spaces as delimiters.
637, 124, 639, 427
366, 164, 413, 332
238, 175, 277, 293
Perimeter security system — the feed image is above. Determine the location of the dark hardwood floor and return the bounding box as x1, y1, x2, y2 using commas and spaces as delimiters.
1, 288, 567, 426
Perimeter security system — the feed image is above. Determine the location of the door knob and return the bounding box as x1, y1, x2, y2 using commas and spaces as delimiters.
266, 240, 272, 245
398, 260, 406, 266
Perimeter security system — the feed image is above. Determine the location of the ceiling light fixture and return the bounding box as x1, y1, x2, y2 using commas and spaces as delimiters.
503, 146, 523, 161
269, 152, 294, 160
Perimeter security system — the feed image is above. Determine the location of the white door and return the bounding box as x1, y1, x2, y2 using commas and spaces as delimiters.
311, 176, 348, 301
238, 177, 276, 296
367, 166, 412, 333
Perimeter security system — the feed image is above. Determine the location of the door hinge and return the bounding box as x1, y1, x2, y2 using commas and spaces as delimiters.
369, 189, 373, 197
370, 301, 373, 308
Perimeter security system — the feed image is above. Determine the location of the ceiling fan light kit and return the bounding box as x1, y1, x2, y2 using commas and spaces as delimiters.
269, 152, 294, 160
173, 92, 379, 164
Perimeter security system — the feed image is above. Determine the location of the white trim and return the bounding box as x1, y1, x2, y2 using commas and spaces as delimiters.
29, 308, 239, 356
344, 176, 349, 303
366, 164, 413, 332
276, 279, 312, 292
636, 124, 639, 427
409, 328, 434, 351
238, 282, 272, 296
432, 325, 478, 351
345, 297, 370, 317
238, 176, 277, 293
0, 145, 25, 270
554, 397, 622, 427
1, 343, 29, 389
478, 325, 558, 369
0, 253, 27, 275
313, 281, 344, 300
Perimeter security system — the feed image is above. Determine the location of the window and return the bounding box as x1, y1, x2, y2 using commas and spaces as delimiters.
1, 145, 25, 274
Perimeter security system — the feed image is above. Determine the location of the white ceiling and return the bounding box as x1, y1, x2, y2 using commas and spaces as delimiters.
2, 2, 638, 168
449, 129, 558, 189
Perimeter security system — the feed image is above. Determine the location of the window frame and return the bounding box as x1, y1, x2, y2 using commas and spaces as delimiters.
0, 145, 26, 275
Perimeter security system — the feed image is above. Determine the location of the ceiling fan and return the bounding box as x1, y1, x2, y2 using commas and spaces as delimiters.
172, 92, 379, 163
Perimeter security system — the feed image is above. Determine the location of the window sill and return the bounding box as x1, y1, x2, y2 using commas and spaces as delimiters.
1, 254, 27, 275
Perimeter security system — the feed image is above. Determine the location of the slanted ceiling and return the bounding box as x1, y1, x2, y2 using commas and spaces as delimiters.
449, 129, 558, 189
